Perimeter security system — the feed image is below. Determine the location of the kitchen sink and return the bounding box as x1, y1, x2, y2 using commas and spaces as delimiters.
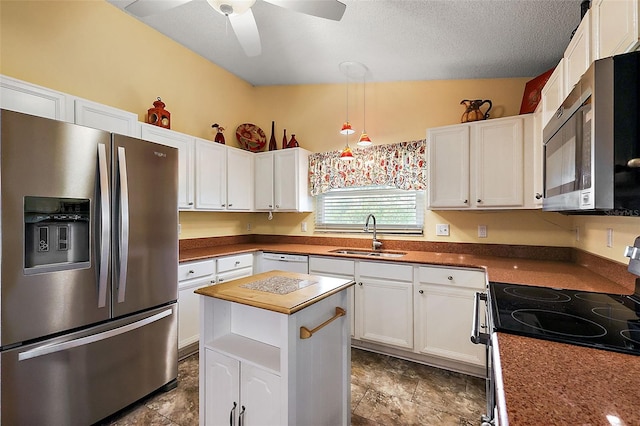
329, 249, 406, 258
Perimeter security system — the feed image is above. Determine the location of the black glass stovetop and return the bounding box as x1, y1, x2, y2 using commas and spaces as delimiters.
490, 282, 640, 356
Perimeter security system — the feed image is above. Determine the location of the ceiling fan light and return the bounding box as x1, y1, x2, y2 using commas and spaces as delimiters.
207, 0, 256, 16
340, 121, 355, 135
356, 132, 372, 147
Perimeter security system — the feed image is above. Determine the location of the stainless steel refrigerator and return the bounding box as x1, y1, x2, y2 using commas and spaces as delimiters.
0, 109, 179, 424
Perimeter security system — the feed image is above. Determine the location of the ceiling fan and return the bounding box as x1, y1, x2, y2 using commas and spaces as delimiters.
124, 0, 347, 57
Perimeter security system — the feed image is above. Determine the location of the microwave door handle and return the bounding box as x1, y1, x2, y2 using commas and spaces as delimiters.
117, 146, 130, 303
97, 143, 110, 308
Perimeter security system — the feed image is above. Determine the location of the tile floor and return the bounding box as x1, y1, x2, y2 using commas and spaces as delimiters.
101, 348, 485, 425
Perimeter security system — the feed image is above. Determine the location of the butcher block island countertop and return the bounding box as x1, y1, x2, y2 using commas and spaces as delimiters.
194, 270, 355, 314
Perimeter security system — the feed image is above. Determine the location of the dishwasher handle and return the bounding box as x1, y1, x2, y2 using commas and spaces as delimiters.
471, 291, 490, 345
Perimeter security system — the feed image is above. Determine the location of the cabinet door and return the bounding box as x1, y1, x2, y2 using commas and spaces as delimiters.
531, 106, 544, 207
564, 10, 592, 91
74, 98, 139, 136
541, 59, 565, 128
415, 284, 485, 367
274, 149, 298, 210
357, 262, 413, 349
309, 256, 356, 337
227, 148, 253, 210
254, 152, 275, 210
0, 75, 69, 121
205, 349, 240, 426
472, 117, 524, 207
427, 124, 470, 208
240, 363, 281, 426
592, 0, 640, 60
195, 139, 226, 210
141, 124, 194, 209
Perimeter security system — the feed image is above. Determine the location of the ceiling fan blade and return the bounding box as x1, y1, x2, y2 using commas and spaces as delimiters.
124, 0, 191, 17
229, 8, 262, 57
263, 0, 346, 21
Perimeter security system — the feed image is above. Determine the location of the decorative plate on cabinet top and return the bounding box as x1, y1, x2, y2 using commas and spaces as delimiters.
235, 123, 266, 152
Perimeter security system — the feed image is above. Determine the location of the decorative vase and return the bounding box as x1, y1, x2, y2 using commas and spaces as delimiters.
282, 129, 287, 150
268, 121, 278, 151
287, 134, 299, 148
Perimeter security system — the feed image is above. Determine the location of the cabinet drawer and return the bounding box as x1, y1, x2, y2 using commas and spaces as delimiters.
309, 257, 355, 276
217, 253, 253, 273
418, 266, 485, 289
178, 259, 215, 281
359, 261, 413, 282
217, 267, 253, 284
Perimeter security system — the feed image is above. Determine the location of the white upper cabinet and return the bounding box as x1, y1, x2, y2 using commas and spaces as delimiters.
254, 148, 312, 212
564, 10, 592, 92
540, 59, 565, 129
74, 98, 139, 137
195, 138, 227, 210
428, 115, 533, 210
592, 0, 640, 60
427, 124, 471, 209
141, 123, 195, 209
0, 75, 70, 122
226, 147, 254, 211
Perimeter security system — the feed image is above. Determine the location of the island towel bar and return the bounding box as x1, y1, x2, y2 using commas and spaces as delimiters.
299, 307, 346, 339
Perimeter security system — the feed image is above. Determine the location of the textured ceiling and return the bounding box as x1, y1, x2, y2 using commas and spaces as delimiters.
107, 0, 583, 86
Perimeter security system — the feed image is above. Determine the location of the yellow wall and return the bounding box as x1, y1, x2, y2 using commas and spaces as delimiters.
2, 1, 637, 262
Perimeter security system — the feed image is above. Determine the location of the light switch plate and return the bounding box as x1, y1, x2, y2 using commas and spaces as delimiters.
478, 225, 487, 238
436, 224, 450, 236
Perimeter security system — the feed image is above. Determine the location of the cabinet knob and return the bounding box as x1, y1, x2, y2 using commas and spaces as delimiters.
188, 202, 194, 206
477, 199, 482, 203
418, 289, 424, 294
228, 203, 233, 207
268, 204, 273, 208
235, 261, 240, 266
358, 282, 363, 286
210, 280, 216, 284
463, 199, 468, 204
219, 278, 224, 282
447, 276, 453, 281
275, 204, 280, 208
188, 270, 195, 274
222, 204, 226, 207
535, 193, 543, 200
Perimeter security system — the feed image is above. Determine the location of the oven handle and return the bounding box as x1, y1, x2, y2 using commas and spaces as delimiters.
471, 291, 490, 345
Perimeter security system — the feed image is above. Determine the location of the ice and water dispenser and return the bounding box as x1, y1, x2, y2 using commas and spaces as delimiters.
24, 196, 91, 274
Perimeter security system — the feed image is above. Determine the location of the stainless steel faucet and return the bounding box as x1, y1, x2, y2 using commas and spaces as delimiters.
364, 214, 382, 251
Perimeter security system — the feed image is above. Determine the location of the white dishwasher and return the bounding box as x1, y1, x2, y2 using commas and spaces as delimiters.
259, 252, 309, 273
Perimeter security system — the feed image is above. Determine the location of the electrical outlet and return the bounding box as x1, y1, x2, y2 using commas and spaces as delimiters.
575, 227, 580, 241
301, 222, 308, 232
607, 228, 613, 248
478, 225, 487, 238
436, 224, 450, 236
246, 223, 252, 231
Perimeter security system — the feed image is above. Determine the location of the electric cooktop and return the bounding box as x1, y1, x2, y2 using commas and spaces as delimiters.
489, 282, 640, 356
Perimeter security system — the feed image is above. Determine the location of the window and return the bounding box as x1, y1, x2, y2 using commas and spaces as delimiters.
315, 186, 424, 234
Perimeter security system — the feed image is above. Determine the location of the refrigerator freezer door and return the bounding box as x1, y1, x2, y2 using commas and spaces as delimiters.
112, 134, 178, 318
0, 110, 112, 347
1, 303, 178, 425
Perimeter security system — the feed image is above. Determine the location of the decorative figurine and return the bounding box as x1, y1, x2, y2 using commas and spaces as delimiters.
211, 123, 226, 144
147, 97, 171, 129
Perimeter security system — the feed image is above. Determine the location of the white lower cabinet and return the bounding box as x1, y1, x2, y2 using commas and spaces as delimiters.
205, 349, 281, 426
415, 266, 486, 367
178, 259, 216, 352
309, 256, 356, 337
356, 261, 413, 349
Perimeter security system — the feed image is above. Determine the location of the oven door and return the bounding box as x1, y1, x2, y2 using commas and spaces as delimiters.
471, 291, 495, 425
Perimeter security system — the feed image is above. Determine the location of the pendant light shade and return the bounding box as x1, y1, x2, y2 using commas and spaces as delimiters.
340, 122, 355, 135
357, 132, 372, 146
339, 144, 353, 160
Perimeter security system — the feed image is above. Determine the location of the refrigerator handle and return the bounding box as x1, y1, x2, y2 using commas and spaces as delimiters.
117, 146, 130, 303
97, 143, 110, 308
18, 308, 173, 361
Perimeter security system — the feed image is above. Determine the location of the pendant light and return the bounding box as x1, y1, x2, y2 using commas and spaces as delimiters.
357, 73, 372, 147
338, 61, 368, 160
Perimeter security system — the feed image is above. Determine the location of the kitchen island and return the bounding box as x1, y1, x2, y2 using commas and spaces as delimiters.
195, 270, 354, 426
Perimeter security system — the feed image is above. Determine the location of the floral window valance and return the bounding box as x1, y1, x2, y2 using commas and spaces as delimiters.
308, 139, 426, 196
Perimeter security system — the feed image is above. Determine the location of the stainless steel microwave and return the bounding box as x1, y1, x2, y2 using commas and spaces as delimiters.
543, 50, 640, 215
